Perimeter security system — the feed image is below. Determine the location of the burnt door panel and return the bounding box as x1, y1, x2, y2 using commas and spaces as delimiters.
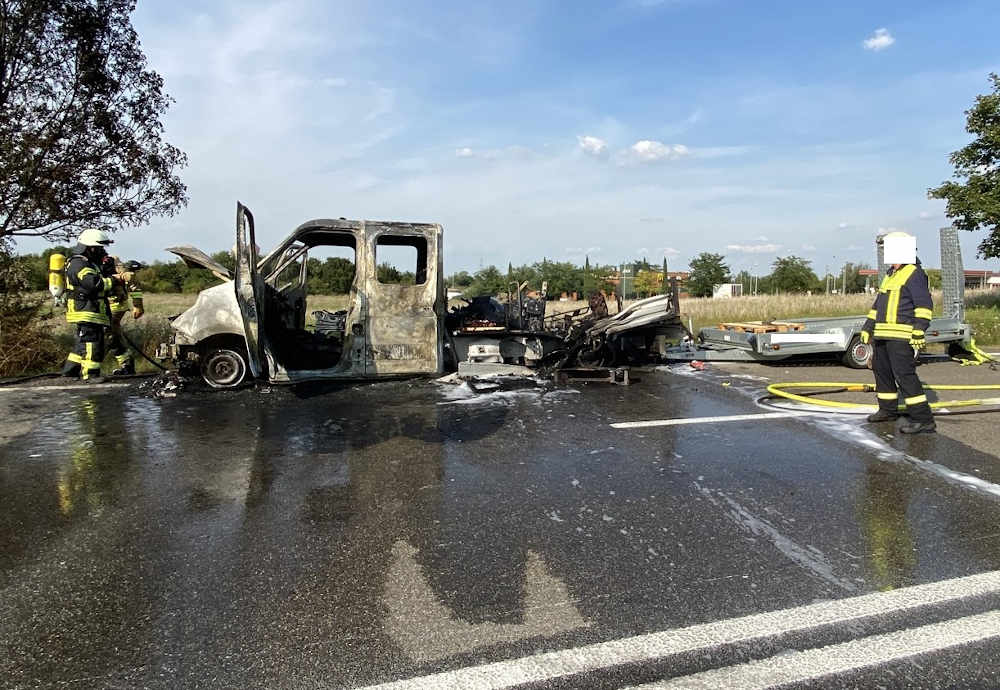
366, 226, 444, 376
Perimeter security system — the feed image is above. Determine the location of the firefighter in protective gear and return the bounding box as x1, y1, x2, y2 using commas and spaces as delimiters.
102, 256, 144, 375
860, 231, 936, 433
60, 229, 126, 382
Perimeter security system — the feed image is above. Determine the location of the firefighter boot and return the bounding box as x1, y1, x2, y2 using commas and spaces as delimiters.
900, 419, 936, 434
866, 409, 900, 423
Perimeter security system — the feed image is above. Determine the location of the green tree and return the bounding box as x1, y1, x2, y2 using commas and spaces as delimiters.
465, 265, 506, 297
687, 252, 730, 298
770, 256, 819, 293
928, 73, 1000, 258
1, 0, 187, 249
634, 269, 662, 297
535, 260, 583, 297
447, 270, 473, 287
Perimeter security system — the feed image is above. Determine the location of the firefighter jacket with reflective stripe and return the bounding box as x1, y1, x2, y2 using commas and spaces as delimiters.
862, 264, 933, 341
108, 266, 143, 314
65, 254, 114, 326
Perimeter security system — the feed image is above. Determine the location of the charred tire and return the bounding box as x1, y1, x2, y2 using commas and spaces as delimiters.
842, 336, 872, 369
200, 347, 248, 388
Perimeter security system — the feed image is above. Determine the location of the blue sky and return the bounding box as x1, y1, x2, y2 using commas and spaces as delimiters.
22, 0, 1000, 273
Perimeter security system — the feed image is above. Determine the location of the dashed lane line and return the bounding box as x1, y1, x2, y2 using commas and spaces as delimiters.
636, 610, 1000, 689
356, 569, 1000, 690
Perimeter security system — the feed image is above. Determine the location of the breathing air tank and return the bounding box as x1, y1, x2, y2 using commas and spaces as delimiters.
48, 253, 66, 303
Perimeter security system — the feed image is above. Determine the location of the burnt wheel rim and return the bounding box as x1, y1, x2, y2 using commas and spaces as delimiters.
202, 349, 246, 388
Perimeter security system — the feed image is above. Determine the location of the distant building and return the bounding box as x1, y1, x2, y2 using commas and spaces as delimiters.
965, 270, 999, 290
712, 283, 744, 299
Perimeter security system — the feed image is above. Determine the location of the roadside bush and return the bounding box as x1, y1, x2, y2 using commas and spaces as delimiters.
0, 254, 64, 377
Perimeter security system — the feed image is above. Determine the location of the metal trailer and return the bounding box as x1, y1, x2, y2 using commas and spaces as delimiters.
663, 226, 974, 369
663, 315, 971, 368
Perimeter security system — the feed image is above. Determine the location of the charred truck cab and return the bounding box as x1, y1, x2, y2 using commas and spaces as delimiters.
161, 203, 445, 387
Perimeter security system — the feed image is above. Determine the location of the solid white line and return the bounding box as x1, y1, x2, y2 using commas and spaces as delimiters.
356, 569, 1000, 690
610, 412, 812, 428
640, 610, 1000, 689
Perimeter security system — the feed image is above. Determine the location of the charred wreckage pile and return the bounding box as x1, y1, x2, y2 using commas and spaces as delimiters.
446, 281, 689, 384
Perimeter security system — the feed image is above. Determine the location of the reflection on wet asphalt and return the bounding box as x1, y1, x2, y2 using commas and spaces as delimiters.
2, 369, 1000, 688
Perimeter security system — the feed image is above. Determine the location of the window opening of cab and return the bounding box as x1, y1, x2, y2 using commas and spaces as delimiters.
268, 243, 306, 292
376, 235, 427, 285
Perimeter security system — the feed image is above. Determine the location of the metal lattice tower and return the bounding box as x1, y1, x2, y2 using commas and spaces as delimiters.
939, 226, 965, 321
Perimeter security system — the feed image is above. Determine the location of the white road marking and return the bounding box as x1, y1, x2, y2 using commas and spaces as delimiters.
0, 384, 131, 393
610, 412, 813, 428
356, 569, 1000, 690
638, 610, 1000, 689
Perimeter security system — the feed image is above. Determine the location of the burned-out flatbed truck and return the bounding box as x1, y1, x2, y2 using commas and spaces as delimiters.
161, 203, 687, 387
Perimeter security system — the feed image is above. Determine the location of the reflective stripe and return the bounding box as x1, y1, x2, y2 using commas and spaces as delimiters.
77, 267, 98, 280
67, 353, 83, 364
873, 331, 912, 340
911, 330, 924, 336
867, 310, 877, 319
905, 394, 928, 405
102, 276, 114, 291
877, 392, 898, 400
914, 307, 933, 320
115, 353, 131, 365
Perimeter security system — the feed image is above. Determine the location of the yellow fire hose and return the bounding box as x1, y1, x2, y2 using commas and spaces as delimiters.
765, 382, 1000, 413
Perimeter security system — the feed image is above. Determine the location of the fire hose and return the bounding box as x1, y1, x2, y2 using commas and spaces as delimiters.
761, 381, 1000, 415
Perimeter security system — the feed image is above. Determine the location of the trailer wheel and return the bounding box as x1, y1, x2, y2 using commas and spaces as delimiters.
200, 347, 248, 388
842, 336, 872, 369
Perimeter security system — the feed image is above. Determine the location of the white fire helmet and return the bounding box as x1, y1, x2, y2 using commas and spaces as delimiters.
77, 228, 113, 247
882, 231, 916, 265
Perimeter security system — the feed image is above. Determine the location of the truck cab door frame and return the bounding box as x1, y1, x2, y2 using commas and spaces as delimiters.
234, 202, 266, 379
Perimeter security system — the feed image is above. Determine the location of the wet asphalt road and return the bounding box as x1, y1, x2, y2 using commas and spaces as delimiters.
2, 360, 1000, 689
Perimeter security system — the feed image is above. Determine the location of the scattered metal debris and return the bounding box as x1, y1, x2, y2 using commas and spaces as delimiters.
138, 371, 187, 398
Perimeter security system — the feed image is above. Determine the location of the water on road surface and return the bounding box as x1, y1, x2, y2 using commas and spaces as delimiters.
3, 365, 1000, 688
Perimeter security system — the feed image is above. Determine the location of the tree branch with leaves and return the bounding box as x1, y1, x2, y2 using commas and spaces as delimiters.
928, 73, 1000, 259
0, 0, 187, 251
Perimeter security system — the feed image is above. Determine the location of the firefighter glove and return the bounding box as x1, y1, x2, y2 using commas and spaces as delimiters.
117, 271, 134, 285
910, 336, 926, 350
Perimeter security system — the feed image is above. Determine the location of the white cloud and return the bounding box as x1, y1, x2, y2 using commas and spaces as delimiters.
918, 211, 935, 219
802, 244, 816, 251
323, 77, 348, 87
838, 222, 852, 229
636, 247, 650, 255
863, 28, 895, 52
577, 135, 608, 156
659, 247, 681, 256
455, 147, 475, 158
727, 243, 781, 254
639, 217, 666, 223
756, 235, 769, 242
626, 140, 690, 163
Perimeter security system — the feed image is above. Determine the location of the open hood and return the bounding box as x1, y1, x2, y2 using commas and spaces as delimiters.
166, 245, 233, 281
